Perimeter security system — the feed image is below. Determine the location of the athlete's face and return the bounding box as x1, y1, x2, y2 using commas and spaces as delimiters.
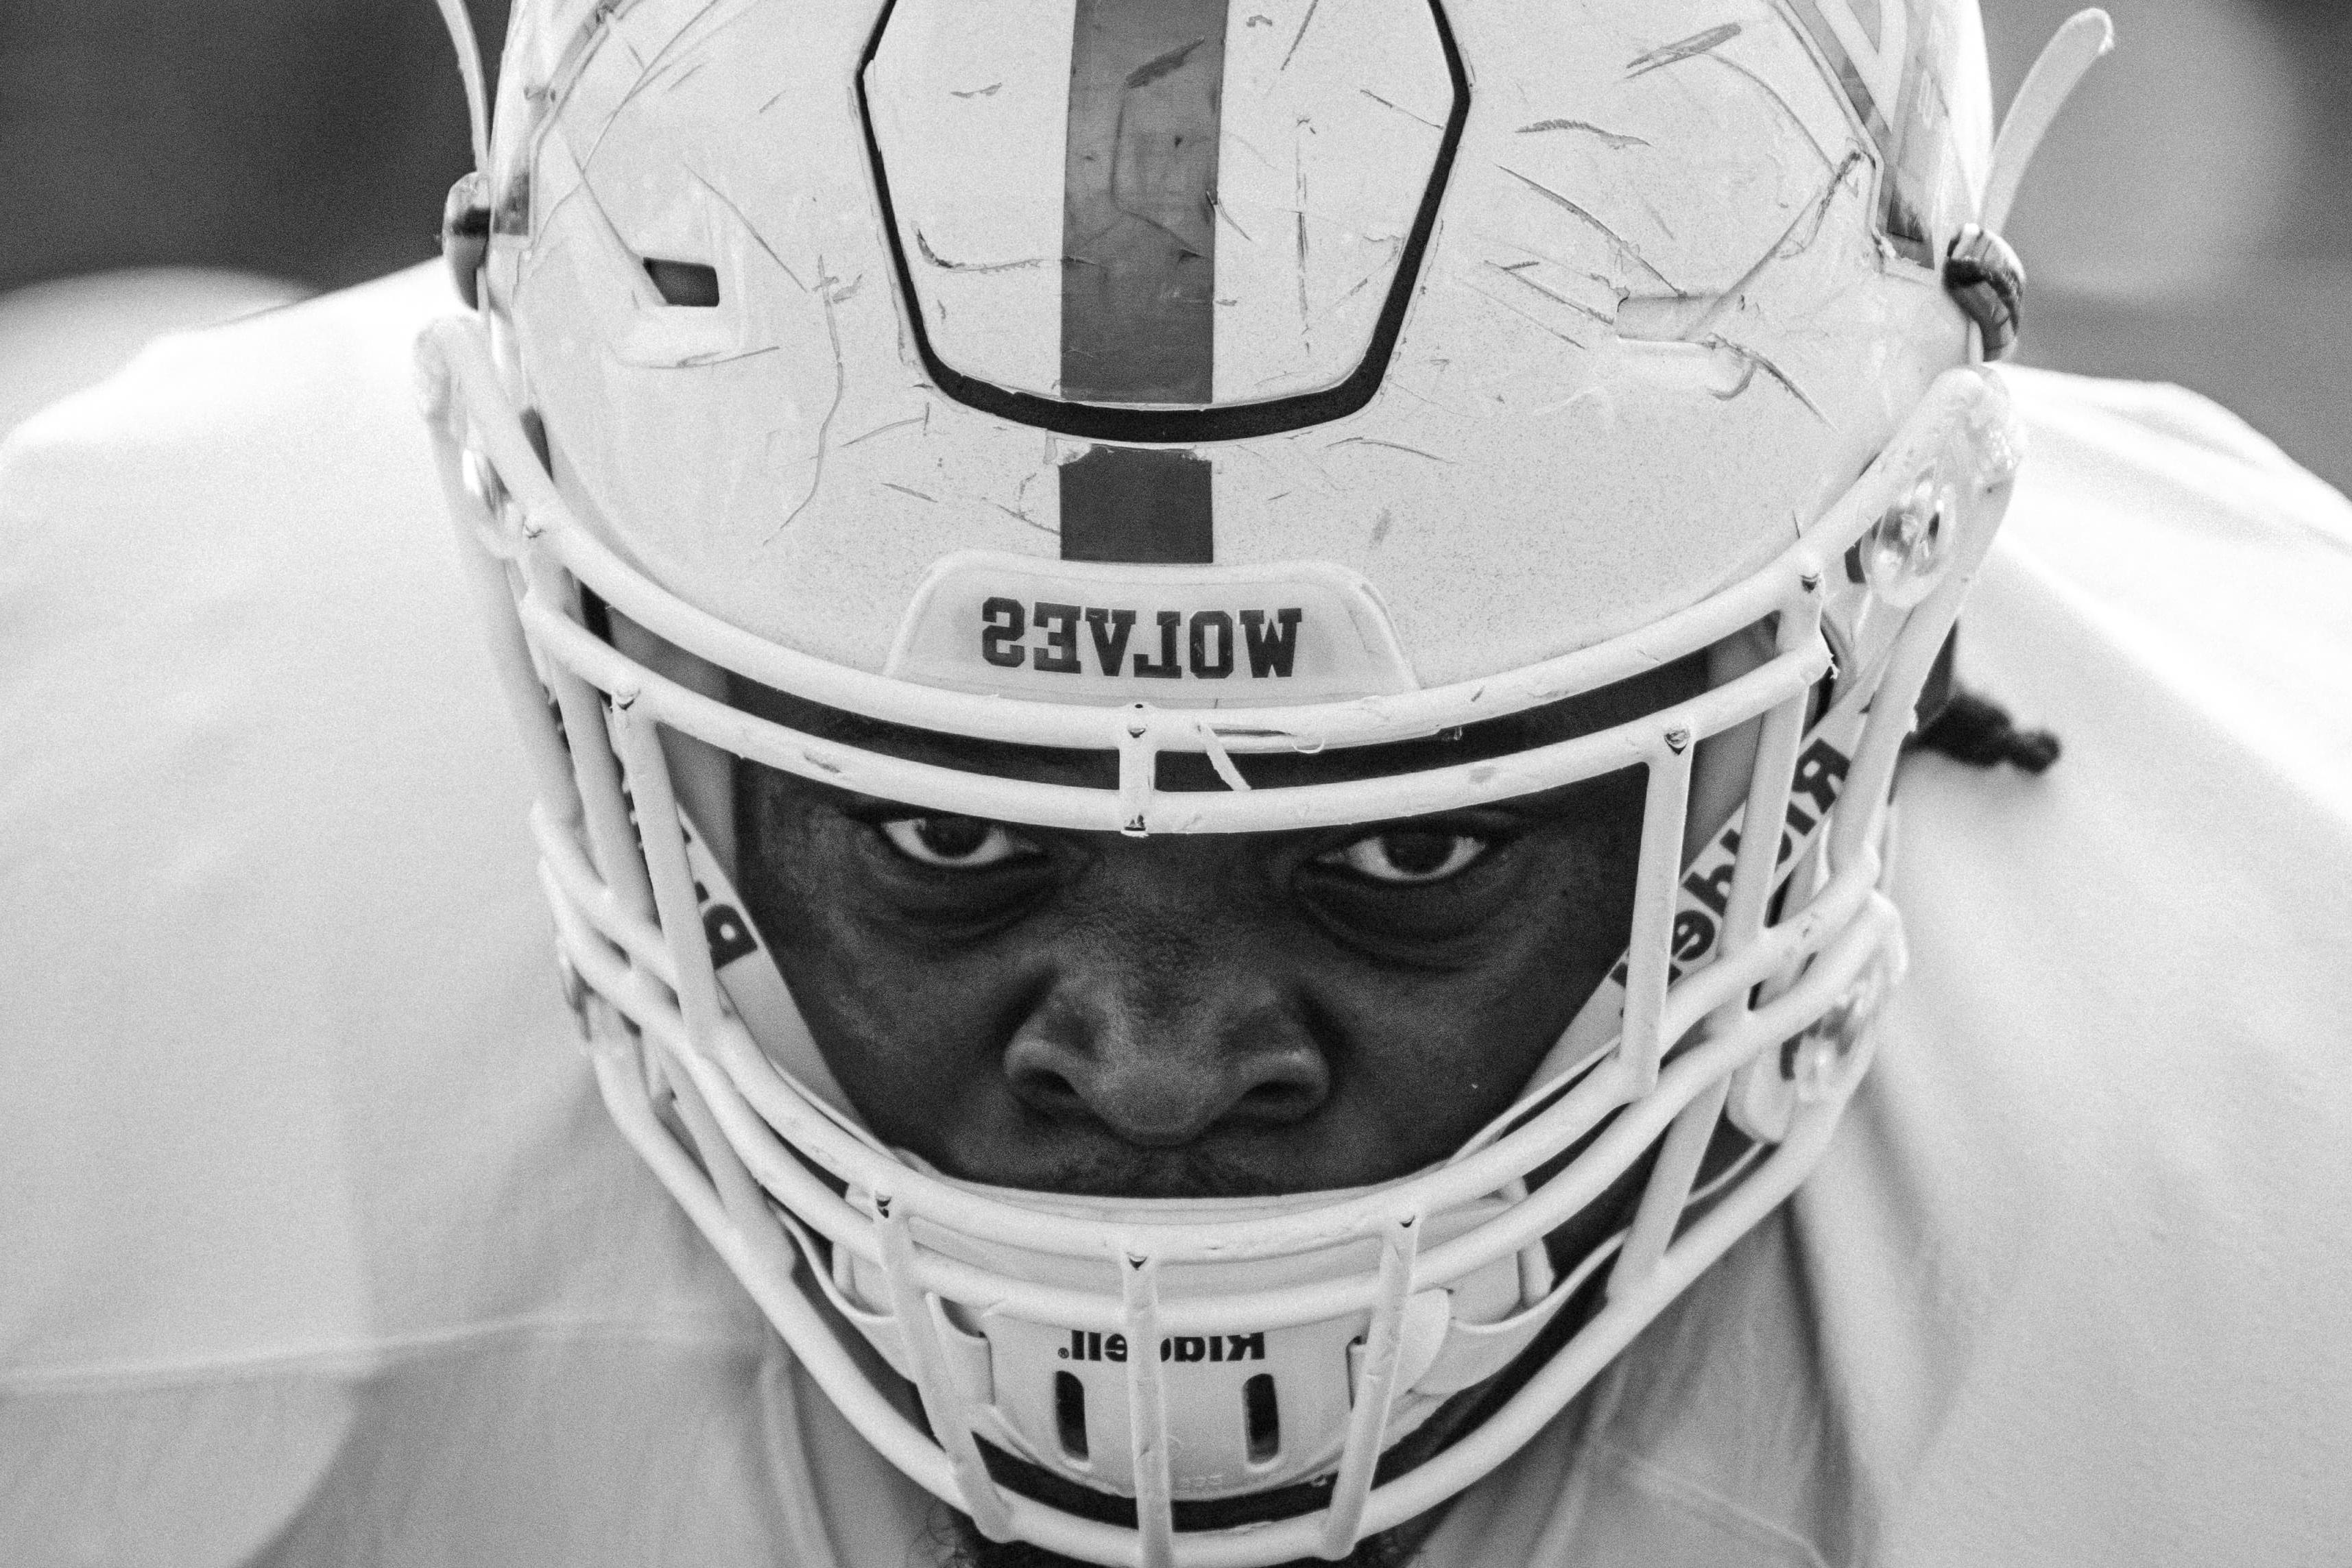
729, 658, 1705, 1201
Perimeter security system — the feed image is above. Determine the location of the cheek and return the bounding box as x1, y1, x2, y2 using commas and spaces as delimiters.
789, 938, 1019, 1159
1310, 852, 1637, 1159
730, 782, 1023, 1143
1306, 960, 1570, 1163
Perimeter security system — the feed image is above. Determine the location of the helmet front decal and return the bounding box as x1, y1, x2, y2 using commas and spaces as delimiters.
885, 553, 1419, 706
861, 0, 1469, 443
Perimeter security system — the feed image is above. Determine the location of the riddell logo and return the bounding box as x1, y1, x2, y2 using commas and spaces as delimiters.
981, 599, 1303, 682
1059, 1329, 1267, 1364
1606, 736, 1853, 993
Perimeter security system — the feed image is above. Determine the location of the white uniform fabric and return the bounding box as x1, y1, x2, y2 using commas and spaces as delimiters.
3, 265, 2348, 1567
0, 269, 309, 438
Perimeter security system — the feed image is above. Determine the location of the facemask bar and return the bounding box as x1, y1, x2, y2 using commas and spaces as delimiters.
548, 818, 1891, 1568
418, 318, 1852, 836
560, 862, 1893, 1568
418, 318, 2019, 1567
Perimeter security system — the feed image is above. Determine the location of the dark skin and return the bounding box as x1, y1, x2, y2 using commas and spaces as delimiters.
730, 657, 1702, 1201
725, 654, 1708, 1567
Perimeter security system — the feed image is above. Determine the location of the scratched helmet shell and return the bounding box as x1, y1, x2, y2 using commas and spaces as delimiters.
472, 0, 2001, 695
418, 0, 2041, 1562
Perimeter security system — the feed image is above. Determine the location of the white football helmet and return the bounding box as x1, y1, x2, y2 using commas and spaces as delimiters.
418, 1, 2105, 1562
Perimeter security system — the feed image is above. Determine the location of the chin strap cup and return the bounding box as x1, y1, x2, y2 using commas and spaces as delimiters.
1945, 224, 2026, 362
443, 172, 492, 311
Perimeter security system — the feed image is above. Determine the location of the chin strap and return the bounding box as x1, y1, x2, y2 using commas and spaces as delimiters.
431, 0, 492, 175
1945, 9, 2116, 363
431, 0, 495, 311
1908, 629, 2063, 775
671, 809, 867, 1124
1984, 10, 2117, 235
1914, 689, 2063, 775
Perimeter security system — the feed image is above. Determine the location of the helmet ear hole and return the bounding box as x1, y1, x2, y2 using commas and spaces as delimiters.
643, 258, 721, 307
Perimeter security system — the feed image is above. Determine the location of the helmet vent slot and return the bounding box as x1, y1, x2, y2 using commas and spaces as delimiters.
643, 258, 721, 308
1054, 1370, 1090, 1462
1243, 1373, 1280, 1464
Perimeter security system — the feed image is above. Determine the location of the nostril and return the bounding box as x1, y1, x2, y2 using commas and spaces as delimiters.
1008, 1064, 1091, 1120
1236, 1074, 1322, 1123
1231, 1041, 1330, 1126
1003, 1000, 1330, 1143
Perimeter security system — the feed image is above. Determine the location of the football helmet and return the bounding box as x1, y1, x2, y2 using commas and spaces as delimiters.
418, 1, 2105, 1562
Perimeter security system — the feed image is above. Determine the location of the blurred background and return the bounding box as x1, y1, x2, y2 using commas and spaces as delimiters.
1, 0, 2347, 489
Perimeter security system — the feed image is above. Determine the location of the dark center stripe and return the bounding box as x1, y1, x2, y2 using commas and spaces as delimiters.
1061, 0, 1228, 403
1058, 0, 1227, 564
1058, 447, 1214, 564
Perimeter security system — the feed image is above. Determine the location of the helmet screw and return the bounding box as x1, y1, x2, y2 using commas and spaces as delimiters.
1863, 477, 1954, 608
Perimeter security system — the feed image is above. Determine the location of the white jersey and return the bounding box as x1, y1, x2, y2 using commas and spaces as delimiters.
3, 265, 2349, 1567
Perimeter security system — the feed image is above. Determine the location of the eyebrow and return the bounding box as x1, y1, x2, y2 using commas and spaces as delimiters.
808, 762, 1642, 857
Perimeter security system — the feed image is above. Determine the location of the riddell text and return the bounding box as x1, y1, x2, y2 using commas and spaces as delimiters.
1059, 1329, 1268, 1364
981, 599, 1303, 680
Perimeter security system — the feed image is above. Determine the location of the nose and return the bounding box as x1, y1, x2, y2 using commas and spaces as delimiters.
1003, 948, 1330, 1148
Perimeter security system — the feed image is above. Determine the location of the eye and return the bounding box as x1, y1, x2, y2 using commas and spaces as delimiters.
1318, 829, 1490, 886
878, 815, 1039, 870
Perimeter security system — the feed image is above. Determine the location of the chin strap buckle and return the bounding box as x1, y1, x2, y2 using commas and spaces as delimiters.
442, 172, 493, 311
1945, 223, 2027, 362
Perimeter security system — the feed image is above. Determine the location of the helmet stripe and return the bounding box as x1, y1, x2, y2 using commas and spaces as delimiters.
1060, 0, 1230, 405
1059, 446, 1216, 564
1057, 0, 1227, 564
